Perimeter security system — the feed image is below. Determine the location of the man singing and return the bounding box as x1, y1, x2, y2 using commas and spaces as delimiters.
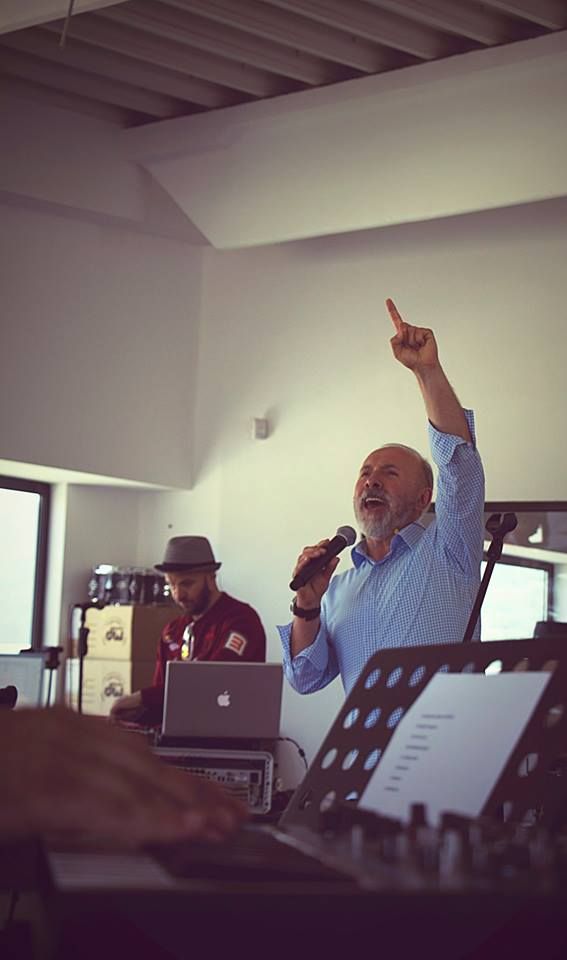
279, 298, 485, 696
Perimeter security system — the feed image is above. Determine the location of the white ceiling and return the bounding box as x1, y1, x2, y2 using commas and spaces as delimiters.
0, 458, 169, 488
1, 0, 565, 127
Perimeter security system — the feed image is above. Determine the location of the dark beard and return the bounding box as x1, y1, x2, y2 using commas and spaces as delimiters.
179, 581, 211, 617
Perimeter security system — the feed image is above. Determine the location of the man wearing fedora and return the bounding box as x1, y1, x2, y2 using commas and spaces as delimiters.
110, 536, 266, 725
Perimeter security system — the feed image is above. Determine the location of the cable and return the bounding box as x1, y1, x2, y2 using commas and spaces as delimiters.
59, 0, 76, 49
46, 667, 54, 707
277, 736, 308, 771
2, 891, 19, 930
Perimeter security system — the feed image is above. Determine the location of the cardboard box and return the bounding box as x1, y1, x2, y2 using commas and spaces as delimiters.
66, 658, 155, 717
71, 604, 175, 661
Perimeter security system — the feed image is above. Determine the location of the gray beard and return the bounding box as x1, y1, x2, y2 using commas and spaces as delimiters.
354, 498, 417, 541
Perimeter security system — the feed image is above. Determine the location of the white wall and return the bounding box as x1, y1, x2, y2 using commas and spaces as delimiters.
4, 183, 566, 787
140, 197, 565, 772
127, 33, 567, 248
0, 95, 145, 221
61, 485, 142, 621
39, 483, 143, 698
553, 566, 567, 622
3, 60, 567, 791
0, 203, 202, 487
20, 196, 565, 786
0, 94, 204, 241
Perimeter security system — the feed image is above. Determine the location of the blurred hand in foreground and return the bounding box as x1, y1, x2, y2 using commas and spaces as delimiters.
0, 706, 246, 847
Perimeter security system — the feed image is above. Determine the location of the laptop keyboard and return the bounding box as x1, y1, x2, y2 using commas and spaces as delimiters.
151, 824, 353, 883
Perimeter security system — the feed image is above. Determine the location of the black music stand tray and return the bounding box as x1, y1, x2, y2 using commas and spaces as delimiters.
281, 636, 567, 832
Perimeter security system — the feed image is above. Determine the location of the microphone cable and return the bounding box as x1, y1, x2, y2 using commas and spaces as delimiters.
1, 890, 19, 933
277, 735, 308, 771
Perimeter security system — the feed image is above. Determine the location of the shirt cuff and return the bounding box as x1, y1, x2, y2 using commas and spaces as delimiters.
429, 408, 476, 466
277, 621, 329, 671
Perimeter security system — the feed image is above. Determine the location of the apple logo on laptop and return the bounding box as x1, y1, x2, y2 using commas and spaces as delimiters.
217, 690, 231, 707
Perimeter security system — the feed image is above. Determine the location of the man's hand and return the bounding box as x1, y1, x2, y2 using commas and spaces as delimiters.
109, 691, 143, 723
0, 707, 247, 847
387, 298, 439, 372
289, 541, 338, 659
386, 296, 471, 442
292, 540, 340, 610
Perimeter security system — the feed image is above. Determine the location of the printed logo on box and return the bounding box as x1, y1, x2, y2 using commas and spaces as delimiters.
104, 621, 125, 646
102, 675, 125, 701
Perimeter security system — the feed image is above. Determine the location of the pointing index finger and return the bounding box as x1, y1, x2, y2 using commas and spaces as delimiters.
385, 298, 403, 334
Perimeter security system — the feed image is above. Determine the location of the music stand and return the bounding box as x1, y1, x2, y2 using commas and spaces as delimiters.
463, 512, 518, 642
281, 637, 567, 832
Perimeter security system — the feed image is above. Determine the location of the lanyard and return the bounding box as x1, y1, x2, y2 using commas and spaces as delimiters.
181, 624, 196, 661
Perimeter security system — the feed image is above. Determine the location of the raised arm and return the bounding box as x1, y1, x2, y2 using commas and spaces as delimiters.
386, 298, 471, 443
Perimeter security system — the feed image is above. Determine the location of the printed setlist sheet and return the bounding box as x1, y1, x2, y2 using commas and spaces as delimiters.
360, 672, 551, 824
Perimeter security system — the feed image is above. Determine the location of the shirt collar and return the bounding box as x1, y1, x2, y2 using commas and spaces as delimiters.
352, 521, 426, 567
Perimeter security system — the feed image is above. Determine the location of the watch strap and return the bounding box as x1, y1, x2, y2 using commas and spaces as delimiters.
291, 598, 321, 621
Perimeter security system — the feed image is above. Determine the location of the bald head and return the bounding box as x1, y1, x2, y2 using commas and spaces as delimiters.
371, 444, 433, 493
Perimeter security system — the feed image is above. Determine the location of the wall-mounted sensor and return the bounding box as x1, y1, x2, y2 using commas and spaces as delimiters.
252, 417, 270, 440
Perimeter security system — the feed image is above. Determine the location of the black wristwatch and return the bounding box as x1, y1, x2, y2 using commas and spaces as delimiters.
290, 598, 321, 621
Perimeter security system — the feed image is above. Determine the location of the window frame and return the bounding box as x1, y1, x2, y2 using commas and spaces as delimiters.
484, 501, 566, 622
480, 551, 553, 640
0, 475, 50, 651
482, 552, 553, 622
425, 499, 567, 636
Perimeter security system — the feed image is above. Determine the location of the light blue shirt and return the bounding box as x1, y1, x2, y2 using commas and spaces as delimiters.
278, 411, 485, 696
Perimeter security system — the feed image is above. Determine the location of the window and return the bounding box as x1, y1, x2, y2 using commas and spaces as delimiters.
0, 477, 50, 654
480, 503, 567, 643
424, 501, 567, 643
481, 556, 550, 641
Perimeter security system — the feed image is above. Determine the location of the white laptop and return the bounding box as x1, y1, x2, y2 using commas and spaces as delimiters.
0, 653, 45, 708
161, 661, 283, 740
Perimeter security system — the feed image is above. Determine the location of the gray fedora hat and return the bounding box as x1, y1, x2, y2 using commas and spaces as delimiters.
155, 536, 221, 573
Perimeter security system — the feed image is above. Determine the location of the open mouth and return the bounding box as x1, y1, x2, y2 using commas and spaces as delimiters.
362, 497, 387, 510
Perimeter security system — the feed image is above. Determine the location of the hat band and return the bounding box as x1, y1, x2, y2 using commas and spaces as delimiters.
155, 562, 221, 573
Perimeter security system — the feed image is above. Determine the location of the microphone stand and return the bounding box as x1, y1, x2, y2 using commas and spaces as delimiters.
462, 512, 518, 643
77, 607, 90, 714
18, 646, 63, 706
44, 646, 63, 706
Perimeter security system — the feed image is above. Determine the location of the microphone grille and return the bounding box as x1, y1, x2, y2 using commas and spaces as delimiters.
336, 525, 357, 546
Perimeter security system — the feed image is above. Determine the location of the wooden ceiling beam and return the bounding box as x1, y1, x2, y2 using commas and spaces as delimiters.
0, 43, 184, 117
477, 0, 567, 30
0, 0, 120, 36
362, 0, 512, 44
103, 0, 341, 85
162, 0, 402, 72
0, 68, 142, 125
27, 24, 243, 108
262, 0, 455, 59
52, 12, 289, 96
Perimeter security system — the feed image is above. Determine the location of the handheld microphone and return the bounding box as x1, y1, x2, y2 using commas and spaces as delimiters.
289, 526, 357, 591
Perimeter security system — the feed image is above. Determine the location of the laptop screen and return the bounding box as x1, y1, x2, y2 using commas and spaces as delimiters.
162, 662, 283, 740
0, 653, 45, 708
